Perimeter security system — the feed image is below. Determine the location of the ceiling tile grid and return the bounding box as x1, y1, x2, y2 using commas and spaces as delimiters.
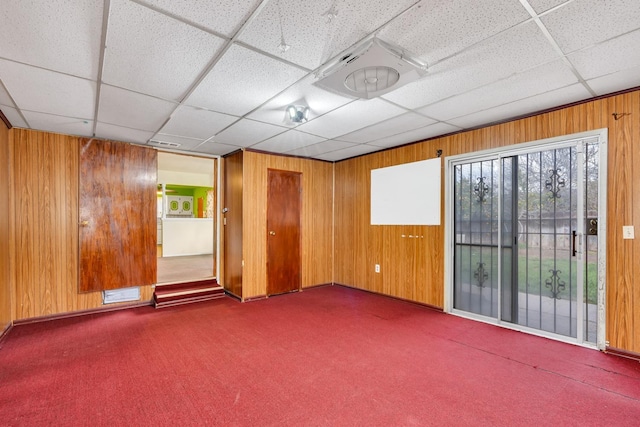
368, 122, 462, 149
184, 44, 307, 116
250, 130, 326, 154
22, 111, 94, 137
97, 84, 177, 132
417, 59, 579, 122
0, 59, 96, 120
159, 105, 238, 140
338, 112, 436, 144
379, 0, 531, 64
1, 0, 639, 161
382, 21, 562, 110
0, 0, 104, 79
540, 0, 640, 54
448, 83, 592, 129
238, 0, 419, 70
95, 121, 155, 144
136, 0, 261, 37
296, 98, 407, 140
286, 140, 356, 158
103, 0, 226, 101
213, 118, 287, 147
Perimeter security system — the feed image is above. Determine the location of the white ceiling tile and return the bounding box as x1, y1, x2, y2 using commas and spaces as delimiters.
97, 84, 177, 131
568, 29, 640, 81
527, 0, 569, 14
160, 105, 238, 139
251, 130, 326, 153
587, 65, 640, 96
185, 44, 307, 116
22, 111, 93, 137
417, 60, 578, 121
0, 60, 95, 119
238, 0, 419, 69
383, 22, 561, 109
0, 0, 103, 79
296, 98, 406, 139
541, 0, 640, 53
103, 0, 225, 101
316, 143, 382, 162
137, 0, 260, 37
0, 82, 15, 107
214, 119, 287, 147
95, 122, 155, 144
194, 141, 242, 156
0, 105, 28, 128
369, 122, 462, 148
286, 140, 355, 157
338, 112, 436, 143
448, 84, 592, 129
247, 74, 353, 126
379, 0, 530, 64
151, 133, 206, 150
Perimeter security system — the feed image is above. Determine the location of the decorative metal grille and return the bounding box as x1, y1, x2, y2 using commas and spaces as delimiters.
473, 262, 488, 288
473, 177, 489, 203
544, 269, 566, 299
545, 168, 566, 198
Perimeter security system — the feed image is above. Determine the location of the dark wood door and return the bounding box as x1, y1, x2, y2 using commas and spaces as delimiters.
267, 169, 301, 296
223, 151, 244, 298
79, 139, 157, 292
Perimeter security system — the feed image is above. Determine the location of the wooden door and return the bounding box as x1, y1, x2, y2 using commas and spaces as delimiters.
79, 139, 157, 292
267, 169, 301, 296
223, 151, 244, 298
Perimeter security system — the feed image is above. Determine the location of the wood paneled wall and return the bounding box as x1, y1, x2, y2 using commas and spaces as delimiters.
0, 120, 11, 330
334, 90, 640, 353
9, 129, 153, 320
241, 151, 333, 299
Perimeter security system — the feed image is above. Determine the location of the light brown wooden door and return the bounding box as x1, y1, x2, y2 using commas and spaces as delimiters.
79, 139, 157, 292
267, 169, 301, 296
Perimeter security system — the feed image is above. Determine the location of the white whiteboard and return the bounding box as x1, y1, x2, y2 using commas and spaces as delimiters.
371, 158, 441, 225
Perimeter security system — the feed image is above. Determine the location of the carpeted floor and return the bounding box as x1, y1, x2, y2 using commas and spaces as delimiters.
1, 285, 639, 426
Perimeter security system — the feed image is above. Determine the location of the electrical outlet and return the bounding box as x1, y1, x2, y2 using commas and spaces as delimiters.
623, 225, 635, 239
375, 264, 380, 273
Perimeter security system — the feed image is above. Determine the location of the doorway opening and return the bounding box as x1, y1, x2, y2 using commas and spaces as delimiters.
444, 130, 607, 349
157, 152, 218, 284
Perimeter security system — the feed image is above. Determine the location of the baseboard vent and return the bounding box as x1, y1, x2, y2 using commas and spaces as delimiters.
103, 287, 141, 304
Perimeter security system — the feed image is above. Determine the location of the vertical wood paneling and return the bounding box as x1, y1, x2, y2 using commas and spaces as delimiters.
335, 90, 640, 353
241, 151, 333, 300
0, 121, 10, 329
10, 130, 153, 320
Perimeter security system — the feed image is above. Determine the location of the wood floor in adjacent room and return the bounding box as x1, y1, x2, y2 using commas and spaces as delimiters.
1, 285, 639, 426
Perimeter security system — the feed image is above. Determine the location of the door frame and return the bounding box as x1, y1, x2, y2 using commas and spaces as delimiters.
443, 129, 608, 349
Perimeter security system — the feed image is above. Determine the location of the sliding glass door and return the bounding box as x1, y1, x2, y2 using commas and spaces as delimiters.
450, 134, 605, 346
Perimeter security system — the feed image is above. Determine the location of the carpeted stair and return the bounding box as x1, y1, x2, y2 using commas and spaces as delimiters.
153, 278, 225, 308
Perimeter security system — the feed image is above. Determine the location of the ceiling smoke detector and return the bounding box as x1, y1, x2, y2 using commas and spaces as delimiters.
314, 38, 427, 99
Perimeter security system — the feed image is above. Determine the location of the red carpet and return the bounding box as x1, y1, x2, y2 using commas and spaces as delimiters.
1, 285, 639, 426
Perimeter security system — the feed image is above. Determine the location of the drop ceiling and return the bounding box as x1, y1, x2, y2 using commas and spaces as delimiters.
1, 0, 639, 162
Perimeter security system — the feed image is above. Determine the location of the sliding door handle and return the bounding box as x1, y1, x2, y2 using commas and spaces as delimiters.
571, 230, 577, 257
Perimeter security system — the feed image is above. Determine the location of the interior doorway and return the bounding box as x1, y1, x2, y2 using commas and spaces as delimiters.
157, 152, 218, 284
445, 130, 607, 349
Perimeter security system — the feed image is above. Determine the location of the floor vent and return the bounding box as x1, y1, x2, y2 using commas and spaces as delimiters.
102, 287, 141, 304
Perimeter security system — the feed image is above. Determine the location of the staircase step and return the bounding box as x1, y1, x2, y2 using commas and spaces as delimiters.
153, 278, 225, 308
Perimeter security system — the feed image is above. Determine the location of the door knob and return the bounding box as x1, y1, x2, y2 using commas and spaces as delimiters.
269, 231, 276, 236
80, 220, 89, 226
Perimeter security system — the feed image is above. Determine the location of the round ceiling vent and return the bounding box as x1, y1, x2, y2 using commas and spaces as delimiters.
344, 66, 400, 95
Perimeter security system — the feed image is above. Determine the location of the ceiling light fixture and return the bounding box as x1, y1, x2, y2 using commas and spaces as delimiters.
277, 0, 290, 54
285, 105, 310, 124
